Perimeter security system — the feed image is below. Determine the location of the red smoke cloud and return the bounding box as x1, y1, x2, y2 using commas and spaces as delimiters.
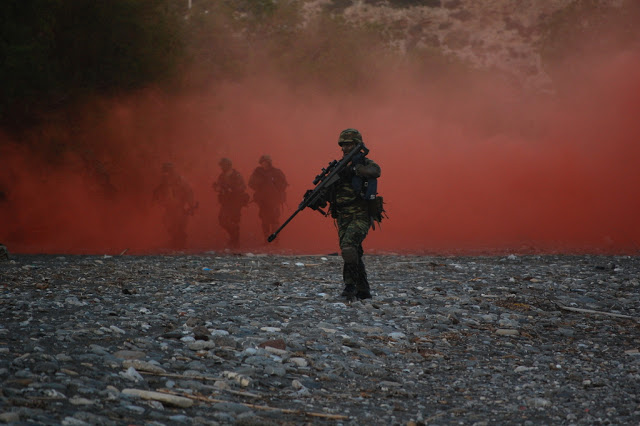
1, 44, 639, 255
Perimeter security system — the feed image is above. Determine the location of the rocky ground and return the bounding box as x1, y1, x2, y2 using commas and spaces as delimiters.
1, 252, 639, 425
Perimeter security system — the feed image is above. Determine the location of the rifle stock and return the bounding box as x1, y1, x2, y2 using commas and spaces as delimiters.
268, 142, 368, 242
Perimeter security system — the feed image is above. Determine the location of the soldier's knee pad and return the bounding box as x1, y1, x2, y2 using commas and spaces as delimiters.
341, 247, 358, 264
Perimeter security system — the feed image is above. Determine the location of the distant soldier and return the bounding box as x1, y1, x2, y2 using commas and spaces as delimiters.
0, 184, 7, 229
0, 178, 18, 245
213, 158, 249, 247
248, 155, 288, 242
0, 179, 9, 259
152, 163, 197, 249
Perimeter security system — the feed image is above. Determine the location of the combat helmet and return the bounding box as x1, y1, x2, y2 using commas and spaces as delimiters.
338, 128, 363, 145
259, 154, 272, 165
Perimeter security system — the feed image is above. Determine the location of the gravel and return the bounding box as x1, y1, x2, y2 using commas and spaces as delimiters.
1, 252, 639, 425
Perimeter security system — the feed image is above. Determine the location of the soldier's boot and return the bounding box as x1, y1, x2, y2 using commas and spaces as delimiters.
355, 262, 371, 300
228, 227, 240, 247
341, 285, 356, 298
356, 288, 371, 300
261, 223, 270, 243
0, 244, 8, 261
355, 280, 371, 300
340, 273, 357, 302
341, 248, 359, 302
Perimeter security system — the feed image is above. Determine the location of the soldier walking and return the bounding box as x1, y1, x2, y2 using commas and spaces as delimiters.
213, 158, 249, 247
248, 155, 288, 242
326, 129, 381, 301
152, 163, 197, 249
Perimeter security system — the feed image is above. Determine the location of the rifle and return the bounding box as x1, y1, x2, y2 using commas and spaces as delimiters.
268, 142, 368, 242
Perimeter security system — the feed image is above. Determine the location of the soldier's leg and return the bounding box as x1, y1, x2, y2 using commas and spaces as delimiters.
258, 206, 270, 241
228, 206, 242, 246
340, 246, 359, 299
355, 245, 371, 299
219, 206, 236, 246
268, 204, 281, 235
170, 214, 188, 248
161, 211, 173, 245
338, 215, 370, 300
169, 225, 187, 248
229, 226, 239, 246
261, 204, 279, 239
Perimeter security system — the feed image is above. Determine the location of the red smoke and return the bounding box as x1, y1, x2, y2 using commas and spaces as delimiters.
1, 43, 639, 255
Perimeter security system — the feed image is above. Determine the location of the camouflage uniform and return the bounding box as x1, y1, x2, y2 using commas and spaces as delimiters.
214, 158, 249, 247
249, 155, 288, 241
329, 129, 381, 300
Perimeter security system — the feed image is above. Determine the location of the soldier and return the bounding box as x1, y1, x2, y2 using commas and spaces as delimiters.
0, 185, 7, 255
152, 163, 197, 249
248, 155, 288, 242
0, 177, 18, 245
327, 129, 381, 301
213, 158, 249, 247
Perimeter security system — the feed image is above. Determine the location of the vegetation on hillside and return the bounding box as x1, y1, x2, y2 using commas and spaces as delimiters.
0, 0, 185, 129
2, 0, 639, 133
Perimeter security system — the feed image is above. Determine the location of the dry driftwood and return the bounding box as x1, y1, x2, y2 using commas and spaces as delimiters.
158, 389, 350, 420
122, 388, 193, 408
555, 302, 637, 321
140, 371, 221, 381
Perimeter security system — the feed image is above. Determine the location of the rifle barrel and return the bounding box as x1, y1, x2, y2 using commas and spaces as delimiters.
267, 142, 368, 242
268, 208, 302, 242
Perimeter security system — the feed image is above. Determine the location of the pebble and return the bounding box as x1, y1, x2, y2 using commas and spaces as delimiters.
1, 253, 639, 424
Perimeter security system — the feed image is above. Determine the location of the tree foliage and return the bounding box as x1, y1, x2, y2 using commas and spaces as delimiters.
0, 0, 185, 128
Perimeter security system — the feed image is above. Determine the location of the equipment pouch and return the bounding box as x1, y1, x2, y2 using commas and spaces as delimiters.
368, 196, 386, 225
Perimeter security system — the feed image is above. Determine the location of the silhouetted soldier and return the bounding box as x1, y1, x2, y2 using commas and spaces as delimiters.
0, 181, 7, 259
0, 181, 14, 247
152, 163, 197, 249
249, 155, 288, 242
213, 158, 249, 247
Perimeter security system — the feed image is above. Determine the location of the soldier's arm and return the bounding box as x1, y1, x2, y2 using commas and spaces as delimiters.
212, 175, 222, 191
248, 169, 260, 190
278, 169, 289, 187
233, 171, 247, 192
355, 159, 381, 179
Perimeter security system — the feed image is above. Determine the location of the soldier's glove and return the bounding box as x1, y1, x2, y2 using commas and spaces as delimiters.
305, 189, 327, 210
